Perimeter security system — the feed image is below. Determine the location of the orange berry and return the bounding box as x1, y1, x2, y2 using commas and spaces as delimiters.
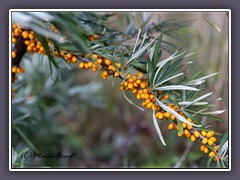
102, 75, 107, 80
12, 66, 17, 73
201, 131, 207, 136
190, 135, 196, 142
187, 124, 192, 130
12, 37, 16, 43
114, 72, 120, 77
149, 94, 154, 99
182, 123, 187, 128
177, 132, 183, 137
168, 123, 174, 130
163, 94, 169, 100
210, 137, 216, 143
208, 139, 214, 146
60, 51, 65, 56
165, 112, 170, 118
144, 94, 149, 99
143, 89, 148, 94
96, 58, 103, 64
16, 68, 21, 74
128, 83, 133, 89
146, 102, 153, 109
126, 74, 131, 79
193, 131, 200, 138
214, 145, 219, 151
104, 59, 111, 65
71, 56, 77, 63
202, 138, 208, 145
132, 89, 137, 94
133, 82, 138, 87
27, 45, 32, 51
24, 40, 30, 45
157, 112, 163, 120
79, 62, 85, 69
140, 82, 147, 89
203, 147, 209, 154
141, 94, 145, 99
29, 33, 34, 40
136, 79, 141, 84
102, 71, 108, 76
92, 54, 98, 60
108, 65, 113, 71
21, 31, 29, 39
136, 94, 141, 100
116, 63, 121, 69
66, 53, 72, 59
209, 151, 215, 157
12, 51, 16, 58
170, 114, 175, 120
184, 129, 190, 136
87, 62, 93, 68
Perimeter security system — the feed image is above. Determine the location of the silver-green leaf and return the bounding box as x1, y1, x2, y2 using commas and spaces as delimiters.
152, 110, 166, 146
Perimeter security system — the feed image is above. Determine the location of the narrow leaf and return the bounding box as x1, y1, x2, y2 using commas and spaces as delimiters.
183, 92, 214, 109
155, 72, 184, 87
202, 13, 221, 32
155, 98, 201, 127
200, 110, 226, 115
187, 72, 219, 85
206, 156, 215, 168
153, 85, 199, 91
127, 37, 157, 65
139, 31, 147, 50
179, 102, 208, 106
14, 126, 39, 153
123, 91, 144, 111
153, 110, 166, 146
178, 120, 183, 135
132, 28, 141, 56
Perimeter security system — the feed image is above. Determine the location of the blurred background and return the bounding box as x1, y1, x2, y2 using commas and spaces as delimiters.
12, 11, 229, 168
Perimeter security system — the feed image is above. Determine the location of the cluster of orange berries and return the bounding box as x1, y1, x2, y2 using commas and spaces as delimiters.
100, 58, 121, 79
12, 23, 48, 55
168, 116, 219, 161
168, 114, 201, 143
120, 73, 159, 110
200, 130, 219, 161
116, 71, 220, 161
11, 66, 25, 83
155, 103, 178, 122
54, 51, 79, 64
12, 66, 25, 74
78, 53, 122, 79
23, 31, 49, 55
12, 23, 22, 43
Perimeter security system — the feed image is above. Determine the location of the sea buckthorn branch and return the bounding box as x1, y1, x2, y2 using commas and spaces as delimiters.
11, 24, 28, 81
11, 20, 226, 167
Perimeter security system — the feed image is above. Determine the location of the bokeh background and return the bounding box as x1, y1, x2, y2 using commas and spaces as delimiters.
12, 11, 229, 168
